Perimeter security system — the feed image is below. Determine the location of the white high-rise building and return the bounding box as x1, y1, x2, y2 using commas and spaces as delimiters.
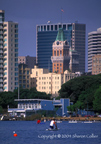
0, 10, 18, 92
88, 28, 101, 73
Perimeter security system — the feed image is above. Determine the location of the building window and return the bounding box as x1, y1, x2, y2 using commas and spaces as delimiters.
44, 26, 46, 31
15, 82, 18, 85
60, 50, 62, 56
4, 87, 7, 90
15, 25, 18, 28
15, 77, 18, 81
47, 25, 49, 31
57, 50, 59, 56
36, 71, 38, 76
15, 68, 18, 71
54, 51, 56, 56
4, 72, 7, 75
55, 25, 57, 30
15, 49, 18, 52
15, 39, 18, 42
15, 30, 18, 33
15, 58, 18, 62
15, 53, 18, 57
15, 73, 18, 76
15, 34, 18, 38
15, 44, 18, 47
27, 71, 29, 74
4, 43, 7, 46
51, 25, 53, 30
15, 63, 18, 66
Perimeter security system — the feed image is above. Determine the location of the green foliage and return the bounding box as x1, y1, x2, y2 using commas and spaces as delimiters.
59, 74, 101, 112
0, 106, 3, 113
93, 86, 101, 113
0, 87, 51, 109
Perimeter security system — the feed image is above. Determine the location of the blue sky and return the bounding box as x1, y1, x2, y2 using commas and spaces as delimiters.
1, 0, 101, 72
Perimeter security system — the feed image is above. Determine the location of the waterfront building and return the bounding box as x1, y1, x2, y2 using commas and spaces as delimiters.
0, 10, 18, 92
8, 98, 70, 117
92, 54, 101, 75
18, 55, 36, 69
88, 28, 101, 73
36, 23, 85, 73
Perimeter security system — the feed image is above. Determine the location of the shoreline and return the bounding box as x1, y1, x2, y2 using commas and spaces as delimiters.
41, 117, 101, 122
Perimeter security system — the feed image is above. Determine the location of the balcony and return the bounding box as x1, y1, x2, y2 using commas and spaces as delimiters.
51, 56, 69, 63
0, 36, 3, 39
0, 84, 3, 87
0, 74, 3, 77
0, 46, 3, 48
0, 50, 3, 53
0, 31, 3, 34
0, 26, 3, 29
0, 79, 3, 82
0, 65, 3, 68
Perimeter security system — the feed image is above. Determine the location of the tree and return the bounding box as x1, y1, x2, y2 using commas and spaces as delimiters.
93, 86, 101, 113
59, 74, 101, 111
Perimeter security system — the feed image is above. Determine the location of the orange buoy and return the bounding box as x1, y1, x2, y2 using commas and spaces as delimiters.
13, 131, 17, 137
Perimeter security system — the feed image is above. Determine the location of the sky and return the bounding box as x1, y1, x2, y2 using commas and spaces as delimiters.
0, 0, 101, 72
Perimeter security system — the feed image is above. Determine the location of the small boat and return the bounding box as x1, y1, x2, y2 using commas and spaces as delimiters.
46, 128, 60, 131
83, 121, 92, 123
68, 120, 77, 123
56, 120, 62, 123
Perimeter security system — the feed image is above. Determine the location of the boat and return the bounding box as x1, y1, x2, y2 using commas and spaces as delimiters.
56, 120, 62, 123
83, 121, 92, 123
68, 120, 77, 123
46, 128, 60, 131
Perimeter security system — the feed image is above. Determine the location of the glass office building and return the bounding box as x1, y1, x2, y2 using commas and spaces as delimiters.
36, 23, 85, 73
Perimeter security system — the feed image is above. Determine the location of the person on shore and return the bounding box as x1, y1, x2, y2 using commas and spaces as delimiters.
49, 118, 57, 129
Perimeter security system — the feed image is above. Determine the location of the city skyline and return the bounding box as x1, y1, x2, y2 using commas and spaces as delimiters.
1, 0, 101, 72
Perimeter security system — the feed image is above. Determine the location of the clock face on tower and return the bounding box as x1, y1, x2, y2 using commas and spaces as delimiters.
56, 41, 59, 45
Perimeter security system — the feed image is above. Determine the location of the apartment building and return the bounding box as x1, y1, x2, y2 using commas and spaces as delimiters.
88, 28, 101, 73
30, 66, 76, 96
0, 10, 18, 91
92, 54, 101, 75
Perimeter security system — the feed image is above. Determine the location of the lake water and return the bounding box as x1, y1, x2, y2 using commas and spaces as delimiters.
0, 121, 101, 144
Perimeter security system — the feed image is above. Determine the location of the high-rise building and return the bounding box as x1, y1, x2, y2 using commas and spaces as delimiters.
0, 10, 18, 92
88, 28, 101, 73
18, 55, 36, 69
19, 64, 31, 89
69, 48, 79, 73
36, 23, 85, 73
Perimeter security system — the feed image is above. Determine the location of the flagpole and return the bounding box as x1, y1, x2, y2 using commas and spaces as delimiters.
61, 9, 62, 24
61, 8, 64, 24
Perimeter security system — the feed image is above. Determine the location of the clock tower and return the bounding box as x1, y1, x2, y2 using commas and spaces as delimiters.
51, 28, 70, 74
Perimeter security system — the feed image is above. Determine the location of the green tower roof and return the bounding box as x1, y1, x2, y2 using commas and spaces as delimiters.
56, 28, 66, 41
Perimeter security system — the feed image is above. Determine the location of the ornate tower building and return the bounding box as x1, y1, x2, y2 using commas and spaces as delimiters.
51, 28, 70, 74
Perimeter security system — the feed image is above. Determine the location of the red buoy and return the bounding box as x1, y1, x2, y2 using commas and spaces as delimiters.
13, 133, 17, 137
13, 131, 17, 137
